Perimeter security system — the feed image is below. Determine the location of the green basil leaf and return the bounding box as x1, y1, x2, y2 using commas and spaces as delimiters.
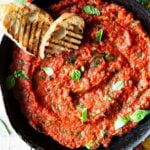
42, 67, 54, 76
77, 104, 88, 122
6, 75, 16, 90
114, 116, 130, 130
83, 5, 100, 15
0, 119, 11, 136
67, 55, 78, 64
14, 70, 29, 79
112, 81, 124, 92
81, 108, 88, 122
85, 140, 94, 149
13, 0, 27, 4
96, 29, 103, 42
6, 70, 28, 90
130, 110, 150, 122
70, 70, 81, 81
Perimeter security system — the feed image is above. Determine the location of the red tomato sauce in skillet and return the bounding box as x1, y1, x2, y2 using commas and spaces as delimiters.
10, 0, 150, 149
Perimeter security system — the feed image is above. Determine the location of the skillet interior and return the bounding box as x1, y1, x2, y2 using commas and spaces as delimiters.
0, 0, 149, 149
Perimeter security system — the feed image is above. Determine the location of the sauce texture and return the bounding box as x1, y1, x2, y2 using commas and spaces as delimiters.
10, 0, 150, 149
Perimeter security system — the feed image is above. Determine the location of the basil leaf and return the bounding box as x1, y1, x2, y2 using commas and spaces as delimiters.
70, 70, 81, 81
83, 5, 100, 15
0, 119, 11, 136
13, 0, 27, 4
85, 140, 94, 149
14, 70, 29, 79
112, 81, 124, 92
81, 108, 88, 122
130, 110, 150, 122
114, 116, 130, 130
6, 70, 28, 90
96, 29, 103, 42
77, 104, 88, 122
42, 67, 54, 76
67, 55, 78, 64
6, 75, 16, 90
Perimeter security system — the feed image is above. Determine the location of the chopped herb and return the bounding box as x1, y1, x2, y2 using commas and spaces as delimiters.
114, 116, 130, 130
6, 75, 16, 90
96, 29, 103, 42
42, 67, 54, 76
85, 140, 94, 149
114, 110, 150, 130
81, 108, 88, 122
130, 110, 150, 122
70, 70, 81, 81
80, 66, 85, 72
77, 104, 88, 122
14, 70, 28, 79
13, 0, 27, 4
104, 52, 116, 62
67, 55, 78, 64
6, 70, 28, 89
100, 129, 107, 138
112, 81, 124, 92
0, 119, 11, 136
83, 5, 100, 15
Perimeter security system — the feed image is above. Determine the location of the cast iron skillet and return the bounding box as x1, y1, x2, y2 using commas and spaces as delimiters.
0, 0, 150, 150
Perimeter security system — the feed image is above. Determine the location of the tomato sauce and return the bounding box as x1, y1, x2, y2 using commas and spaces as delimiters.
11, 0, 150, 149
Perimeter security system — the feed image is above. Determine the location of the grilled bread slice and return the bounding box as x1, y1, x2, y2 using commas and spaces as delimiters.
0, 3, 85, 59
0, 2, 53, 56
40, 13, 85, 59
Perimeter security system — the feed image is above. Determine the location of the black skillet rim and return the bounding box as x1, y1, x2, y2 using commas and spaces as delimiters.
0, 0, 149, 150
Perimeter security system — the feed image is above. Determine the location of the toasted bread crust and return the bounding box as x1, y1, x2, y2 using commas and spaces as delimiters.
0, 2, 53, 56
40, 13, 85, 59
